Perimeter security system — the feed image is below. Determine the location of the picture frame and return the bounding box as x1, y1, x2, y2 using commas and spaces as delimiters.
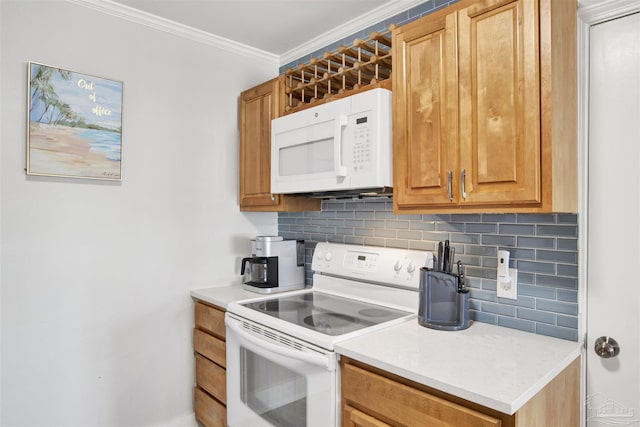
27, 62, 123, 180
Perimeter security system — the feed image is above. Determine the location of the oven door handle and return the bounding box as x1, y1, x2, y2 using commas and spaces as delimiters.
226, 317, 333, 371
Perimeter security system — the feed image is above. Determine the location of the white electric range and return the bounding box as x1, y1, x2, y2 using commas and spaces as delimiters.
225, 242, 434, 427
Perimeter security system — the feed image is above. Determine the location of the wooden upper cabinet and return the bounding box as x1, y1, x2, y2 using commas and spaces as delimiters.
393, 11, 458, 207
458, 0, 541, 205
239, 78, 279, 210
393, 0, 577, 213
239, 77, 320, 212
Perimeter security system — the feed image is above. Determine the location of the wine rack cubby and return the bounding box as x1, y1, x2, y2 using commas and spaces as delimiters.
283, 24, 396, 114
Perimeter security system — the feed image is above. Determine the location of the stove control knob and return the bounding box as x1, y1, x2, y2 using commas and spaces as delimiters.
325, 252, 333, 262
393, 259, 403, 272
407, 261, 416, 274
315, 250, 324, 260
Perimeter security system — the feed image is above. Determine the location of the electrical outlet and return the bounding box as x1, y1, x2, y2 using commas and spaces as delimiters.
497, 268, 518, 299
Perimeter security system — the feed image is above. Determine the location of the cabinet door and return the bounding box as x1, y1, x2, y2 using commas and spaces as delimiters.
239, 78, 283, 210
393, 12, 459, 210
458, 0, 541, 205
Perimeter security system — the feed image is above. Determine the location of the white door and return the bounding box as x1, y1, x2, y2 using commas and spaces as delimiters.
585, 5, 640, 426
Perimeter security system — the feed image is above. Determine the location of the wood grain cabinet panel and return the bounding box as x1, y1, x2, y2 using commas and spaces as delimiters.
195, 353, 227, 404
194, 301, 225, 339
344, 405, 393, 427
393, 0, 577, 213
193, 328, 226, 368
342, 361, 501, 427
193, 301, 228, 426
240, 78, 280, 210
393, 11, 458, 207
458, 0, 540, 205
239, 77, 320, 212
194, 386, 226, 427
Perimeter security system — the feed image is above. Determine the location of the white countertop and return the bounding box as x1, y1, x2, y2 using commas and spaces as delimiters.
190, 285, 259, 309
334, 320, 582, 415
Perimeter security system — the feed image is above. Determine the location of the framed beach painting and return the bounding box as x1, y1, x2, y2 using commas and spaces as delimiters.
27, 62, 123, 180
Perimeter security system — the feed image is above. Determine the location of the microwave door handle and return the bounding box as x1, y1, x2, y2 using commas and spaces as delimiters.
334, 115, 348, 177
226, 316, 332, 370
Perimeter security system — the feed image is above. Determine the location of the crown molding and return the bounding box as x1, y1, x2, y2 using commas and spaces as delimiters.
67, 0, 279, 65
578, 0, 640, 24
279, 0, 426, 66
68, 0, 431, 67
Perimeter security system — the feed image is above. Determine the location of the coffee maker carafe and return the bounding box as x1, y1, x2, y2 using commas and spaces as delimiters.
240, 257, 274, 287
240, 236, 305, 294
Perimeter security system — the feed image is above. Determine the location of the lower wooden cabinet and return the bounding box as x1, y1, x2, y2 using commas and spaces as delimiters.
341, 356, 580, 427
193, 301, 227, 427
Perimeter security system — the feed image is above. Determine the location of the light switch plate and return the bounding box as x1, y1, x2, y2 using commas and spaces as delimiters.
497, 268, 518, 300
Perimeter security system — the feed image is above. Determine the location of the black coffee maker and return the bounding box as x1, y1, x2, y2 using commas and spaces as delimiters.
240, 236, 305, 294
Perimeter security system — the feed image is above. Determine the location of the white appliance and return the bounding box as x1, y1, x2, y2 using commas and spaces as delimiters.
270, 88, 392, 197
240, 236, 305, 294
225, 242, 434, 427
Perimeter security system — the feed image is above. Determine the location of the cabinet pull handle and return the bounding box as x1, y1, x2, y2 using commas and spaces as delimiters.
461, 169, 467, 200
447, 171, 453, 201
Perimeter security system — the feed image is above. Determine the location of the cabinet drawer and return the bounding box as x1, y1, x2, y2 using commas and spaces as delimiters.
344, 405, 392, 427
194, 386, 226, 427
342, 362, 501, 427
195, 301, 225, 339
193, 328, 226, 368
196, 353, 226, 404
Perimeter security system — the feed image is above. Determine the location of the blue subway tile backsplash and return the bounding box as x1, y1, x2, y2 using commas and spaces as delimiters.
278, 199, 579, 342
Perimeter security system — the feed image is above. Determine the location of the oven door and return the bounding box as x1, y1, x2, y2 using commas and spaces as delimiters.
225, 313, 338, 427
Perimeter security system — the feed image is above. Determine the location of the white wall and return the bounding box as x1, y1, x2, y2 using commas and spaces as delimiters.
0, 1, 278, 425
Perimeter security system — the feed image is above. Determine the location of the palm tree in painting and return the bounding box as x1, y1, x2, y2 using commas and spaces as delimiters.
53, 103, 77, 126
30, 64, 72, 125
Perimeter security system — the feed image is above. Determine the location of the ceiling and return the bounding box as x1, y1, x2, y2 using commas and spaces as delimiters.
90, 0, 595, 64
110, 0, 407, 58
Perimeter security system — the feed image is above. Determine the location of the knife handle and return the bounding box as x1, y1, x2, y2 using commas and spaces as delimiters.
443, 241, 450, 272
457, 260, 466, 292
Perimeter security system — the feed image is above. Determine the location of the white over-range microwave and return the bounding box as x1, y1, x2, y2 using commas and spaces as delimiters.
270, 88, 392, 197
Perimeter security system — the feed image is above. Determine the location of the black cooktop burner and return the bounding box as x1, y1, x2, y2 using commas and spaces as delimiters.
241, 290, 411, 337
303, 313, 358, 335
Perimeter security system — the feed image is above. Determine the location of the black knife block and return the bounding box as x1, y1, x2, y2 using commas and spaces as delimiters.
418, 268, 471, 331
